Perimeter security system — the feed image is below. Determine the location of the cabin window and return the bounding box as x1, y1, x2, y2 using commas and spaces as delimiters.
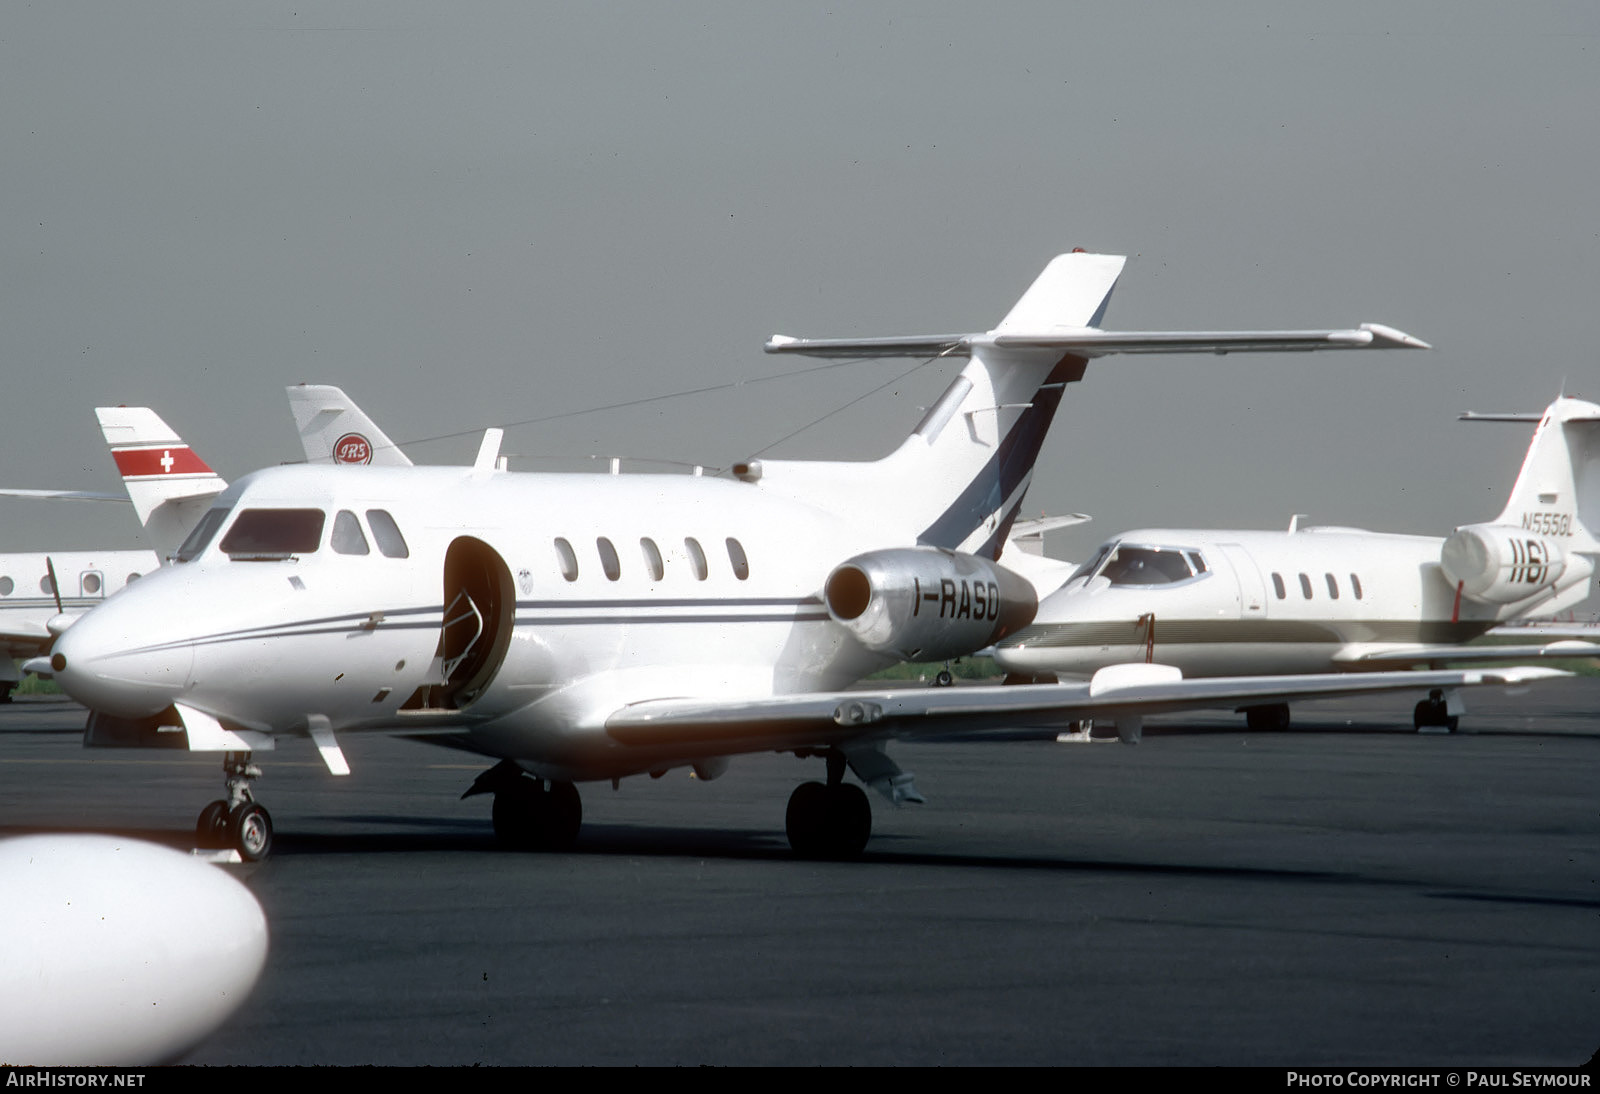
176, 506, 231, 562
220, 509, 326, 559
0, 576, 11, 596
82, 573, 102, 595
1271, 573, 1286, 599
685, 537, 708, 581
366, 510, 410, 559
726, 538, 750, 581
127, 573, 142, 585
40, 574, 56, 596
1101, 546, 1194, 586
1350, 574, 1363, 600
1298, 573, 1313, 599
597, 537, 621, 581
554, 538, 579, 582
641, 538, 664, 581
331, 510, 370, 556
1325, 573, 1339, 599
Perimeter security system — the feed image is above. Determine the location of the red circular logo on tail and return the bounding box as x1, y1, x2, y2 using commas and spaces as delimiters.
333, 433, 373, 465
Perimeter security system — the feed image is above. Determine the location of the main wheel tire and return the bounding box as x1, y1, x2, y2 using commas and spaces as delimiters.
825, 783, 873, 858
786, 781, 872, 858
542, 780, 583, 851
492, 779, 545, 851
228, 802, 273, 861
1245, 704, 1291, 732
935, 670, 954, 687
196, 800, 230, 849
785, 781, 829, 856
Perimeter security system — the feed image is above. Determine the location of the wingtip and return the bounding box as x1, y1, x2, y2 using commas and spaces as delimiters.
1359, 323, 1432, 350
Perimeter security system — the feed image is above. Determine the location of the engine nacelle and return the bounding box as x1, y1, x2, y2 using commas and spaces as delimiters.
1440, 523, 1568, 605
824, 547, 1037, 662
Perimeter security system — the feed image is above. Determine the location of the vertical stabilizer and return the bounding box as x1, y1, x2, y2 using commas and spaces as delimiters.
288, 384, 414, 467
96, 408, 226, 559
1490, 397, 1600, 554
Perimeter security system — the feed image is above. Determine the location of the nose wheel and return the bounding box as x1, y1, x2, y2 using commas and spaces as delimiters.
195, 753, 273, 861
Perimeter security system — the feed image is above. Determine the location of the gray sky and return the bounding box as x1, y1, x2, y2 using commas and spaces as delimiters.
4, 2, 1598, 568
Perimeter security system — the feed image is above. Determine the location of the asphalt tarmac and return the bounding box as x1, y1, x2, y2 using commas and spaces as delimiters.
2, 680, 1596, 1067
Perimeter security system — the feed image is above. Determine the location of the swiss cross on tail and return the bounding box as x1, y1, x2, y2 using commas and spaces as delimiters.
110, 446, 213, 478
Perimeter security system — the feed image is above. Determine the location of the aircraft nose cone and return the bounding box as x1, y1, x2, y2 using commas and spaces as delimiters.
51, 608, 194, 718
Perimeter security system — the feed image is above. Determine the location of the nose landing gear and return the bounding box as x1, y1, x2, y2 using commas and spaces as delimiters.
195, 753, 272, 861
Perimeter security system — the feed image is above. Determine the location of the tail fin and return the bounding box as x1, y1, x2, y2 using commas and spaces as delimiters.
1480, 396, 1600, 553
96, 407, 227, 559
287, 384, 414, 467
761, 251, 1429, 559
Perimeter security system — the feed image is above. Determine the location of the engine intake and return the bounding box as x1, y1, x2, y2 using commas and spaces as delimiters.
1439, 523, 1567, 605
824, 547, 1037, 661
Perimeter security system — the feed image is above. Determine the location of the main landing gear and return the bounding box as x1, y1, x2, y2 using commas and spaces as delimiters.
1413, 689, 1460, 733
1243, 703, 1292, 732
465, 760, 583, 851
785, 748, 872, 859
195, 752, 273, 861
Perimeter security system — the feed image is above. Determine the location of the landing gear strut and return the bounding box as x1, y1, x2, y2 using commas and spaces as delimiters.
466, 760, 583, 851
195, 752, 272, 861
785, 748, 872, 858
1413, 689, 1459, 733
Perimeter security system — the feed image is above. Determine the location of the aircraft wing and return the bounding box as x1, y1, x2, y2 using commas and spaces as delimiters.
605, 664, 1565, 753
1334, 641, 1600, 667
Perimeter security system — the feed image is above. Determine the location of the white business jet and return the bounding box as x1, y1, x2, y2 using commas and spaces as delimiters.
0, 409, 223, 699
48, 252, 1558, 861
992, 396, 1600, 731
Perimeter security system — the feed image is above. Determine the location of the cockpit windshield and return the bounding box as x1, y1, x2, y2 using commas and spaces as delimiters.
219, 509, 326, 560
175, 506, 231, 563
1071, 541, 1206, 587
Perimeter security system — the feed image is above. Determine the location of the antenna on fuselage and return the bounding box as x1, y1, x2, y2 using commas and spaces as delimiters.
473, 429, 504, 473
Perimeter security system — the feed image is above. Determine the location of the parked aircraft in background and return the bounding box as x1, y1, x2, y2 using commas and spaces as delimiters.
51, 251, 1558, 863
993, 396, 1600, 730
0, 409, 222, 700
288, 383, 415, 467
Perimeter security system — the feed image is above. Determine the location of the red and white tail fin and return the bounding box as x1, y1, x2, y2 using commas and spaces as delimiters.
96, 407, 226, 559
287, 384, 413, 467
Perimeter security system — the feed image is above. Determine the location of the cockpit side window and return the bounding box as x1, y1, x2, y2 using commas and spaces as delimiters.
366, 509, 410, 558
1100, 546, 1195, 586
219, 509, 326, 559
176, 506, 231, 562
1068, 544, 1114, 584
331, 510, 370, 555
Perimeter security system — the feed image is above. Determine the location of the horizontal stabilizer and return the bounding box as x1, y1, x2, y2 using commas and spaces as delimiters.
767, 323, 1429, 360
